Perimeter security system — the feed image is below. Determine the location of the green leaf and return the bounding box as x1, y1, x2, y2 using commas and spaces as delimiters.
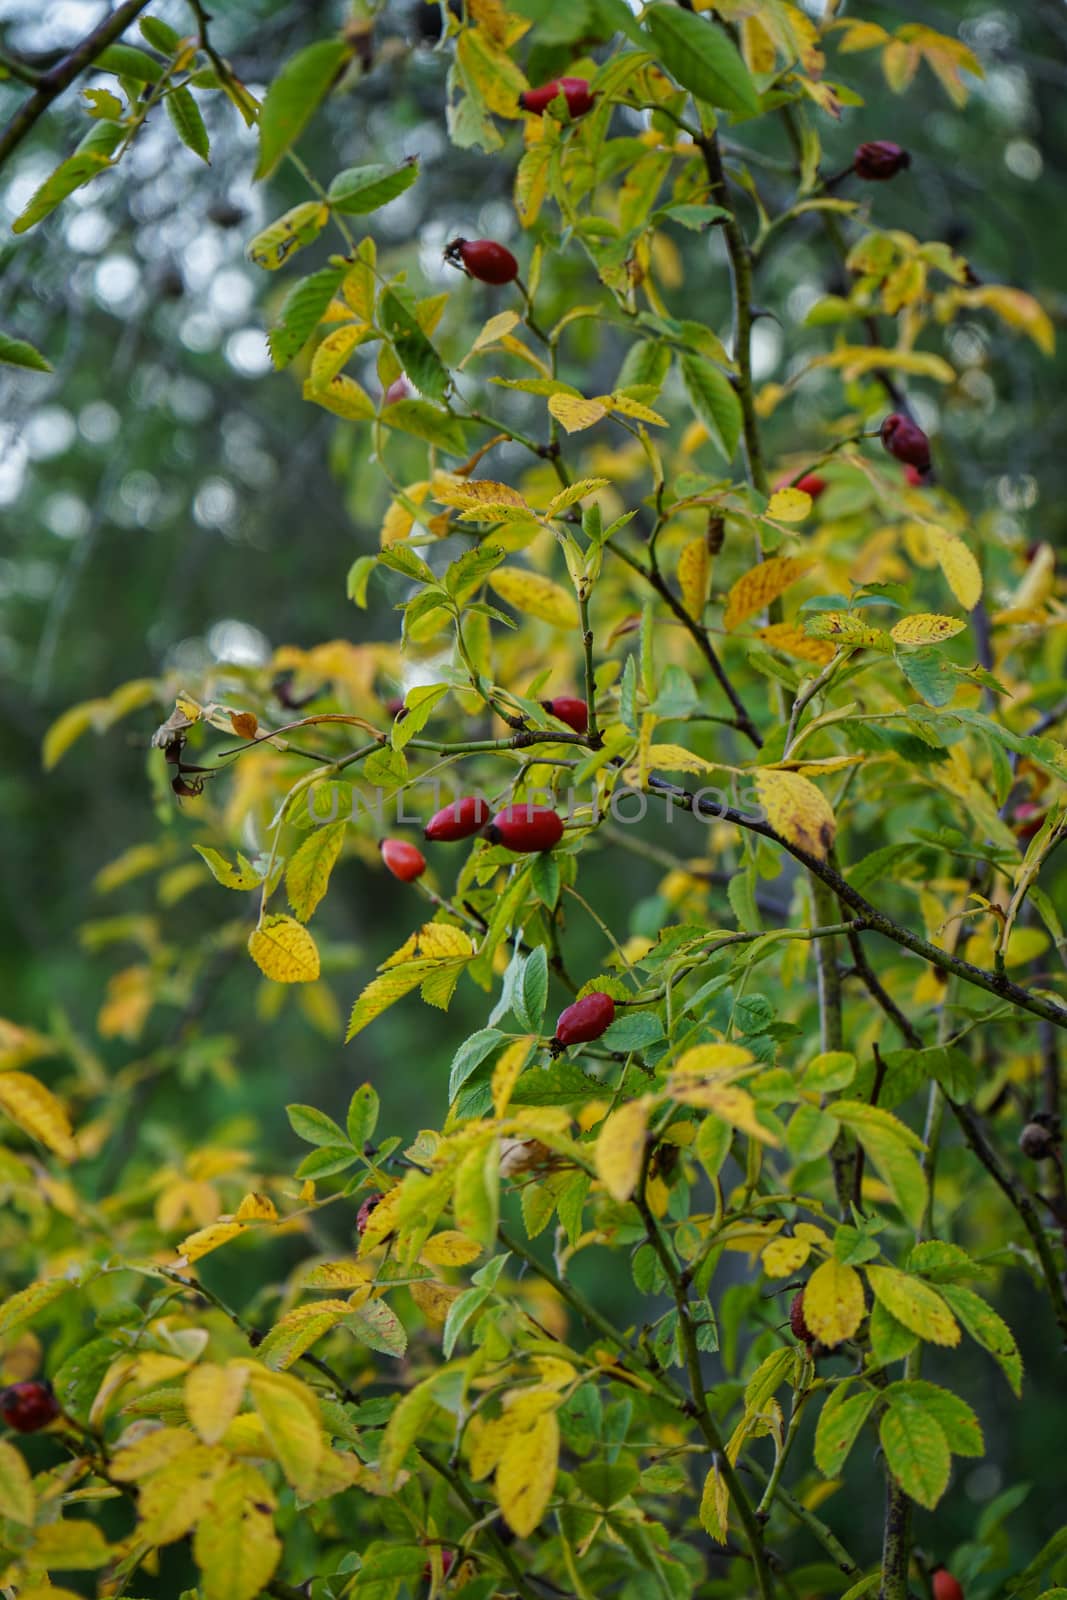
286, 1103, 350, 1148
866, 1265, 960, 1347
813, 1385, 878, 1477
379, 290, 450, 403
268, 264, 346, 368
514, 946, 549, 1032
868, 1297, 918, 1365
347, 1083, 379, 1150
599, 1011, 664, 1052
255, 38, 352, 180
448, 1029, 506, 1101
348, 1297, 407, 1357
785, 1102, 839, 1161
879, 1398, 951, 1509
833, 1101, 926, 1228
96, 42, 165, 81
0, 331, 51, 372
140, 16, 182, 53
194, 844, 263, 891
939, 1284, 1023, 1396
508, 1063, 601, 1107
166, 85, 210, 162
898, 646, 959, 707
530, 850, 561, 909
643, 5, 760, 118
286, 821, 346, 922
328, 159, 419, 214
679, 353, 743, 460
12, 132, 119, 234
885, 1381, 983, 1456
442, 1285, 489, 1358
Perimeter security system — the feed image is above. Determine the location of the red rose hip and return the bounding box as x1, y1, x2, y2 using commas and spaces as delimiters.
789, 1290, 814, 1347
853, 140, 911, 181
485, 804, 564, 853
423, 1549, 456, 1583
425, 797, 491, 842
904, 464, 925, 487
553, 992, 615, 1050
356, 1193, 382, 1236
519, 77, 593, 118
932, 1570, 964, 1600
443, 238, 518, 285
542, 695, 588, 734
880, 412, 931, 473
794, 473, 827, 499
380, 838, 426, 882
0, 1380, 60, 1434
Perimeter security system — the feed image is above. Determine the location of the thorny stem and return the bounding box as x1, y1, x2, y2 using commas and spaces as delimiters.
578, 591, 602, 747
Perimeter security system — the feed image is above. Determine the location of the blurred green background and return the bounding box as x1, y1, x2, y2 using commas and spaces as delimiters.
1, 0, 1066, 1583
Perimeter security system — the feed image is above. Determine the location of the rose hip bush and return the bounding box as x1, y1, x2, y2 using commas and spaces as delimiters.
1, 5, 1065, 1600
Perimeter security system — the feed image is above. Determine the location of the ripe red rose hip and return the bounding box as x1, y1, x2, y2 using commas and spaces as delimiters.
553, 992, 615, 1051
356, 1193, 382, 1236
932, 1569, 964, 1600
443, 238, 518, 285
794, 473, 827, 499
519, 77, 593, 118
880, 412, 931, 474
485, 804, 564, 853
904, 464, 925, 487
0, 1380, 60, 1434
853, 140, 911, 181
789, 1290, 814, 1347
380, 838, 426, 882
425, 796, 491, 842
542, 695, 588, 734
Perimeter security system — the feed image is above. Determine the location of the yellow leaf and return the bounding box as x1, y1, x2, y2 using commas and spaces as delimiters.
926, 526, 982, 610
890, 613, 966, 646
42, 698, 110, 770
766, 487, 813, 522
409, 1277, 460, 1325
138, 1441, 228, 1543
0, 1437, 34, 1525
960, 284, 1055, 356
234, 1191, 278, 1223
489, 567, 579, 629
193, 1462, 281, 1600
818, 345, 954, 383
805, 610, 894, 650
248, 1367, 322, 1496
110, 1426, 197, 1481
674, 1043, 753, 1074
29, 1520, 111, 1568
309, 323, 365, 386
762, 1236, 812, 1278
0, 1277, 74, 1339
302, 373, 375, 421
754, 769, 836, 862
185, 1364, 248, 1444
496, 1408, 559, 1537
176, 1220, 246, 1264
286, 822, 346, 922
547, 393, 608, 434
515, 141, 552, 226
866, 1265, 960, 1346
595, 1096, 650, 1203
678, 536, 710, 621
803, 1258, 865, 1346
699, 1461, 730, 1543
302, 1259, 373, 1288
0, 1071, 76, 1159
544, 477, 611, 517
248, 915, 321, 983
492, 1036, 535, 1117
758, 623, 835, 665
421, 1230, 484, 1267
645, 743, 717, 775
435, 478, 529, 511
608, 393, 668, 426
469, 309, 521, 354
723, 557, 812, 631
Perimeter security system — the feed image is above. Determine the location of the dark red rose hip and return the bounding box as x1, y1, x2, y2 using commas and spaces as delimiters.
519, 77, 593, 118
542, 695, 588, 734
853, 140, 911, 181
380, 838, 426, 882
422, 1549, 456, 1583
880, 412, 931, 473
425, 797, 491, 842
443, 238, 518, 285
0, 1380, 60, 1433
356, 1193, 383, 1236
789, 1290, 814, 1347
553, 992, 615, 1050
485, 804, 564, 853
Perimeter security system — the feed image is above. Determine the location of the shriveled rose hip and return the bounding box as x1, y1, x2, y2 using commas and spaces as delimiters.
519, 77, 593, 118
380, 838, 426, 882
425, 797, 491, 842
853, 140, 911, 181
542, 695, 588, 734
356, 1193, 382, 1236
443, 238, 518, 285
880, 412, 931, 473
553, 992, 615, 1050
0, 1380, 60, 1434
485, 804, 564, 853
789, 1289, 814, 1347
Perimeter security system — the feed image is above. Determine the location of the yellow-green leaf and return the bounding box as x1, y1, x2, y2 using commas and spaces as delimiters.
185, 1363, 248, 1445
248, 915, 321, 983
0, 1438, 34, 1525
766, 487, 813, 522
866, 1265, 960, 1347
193, 1462, 281, 1600
698, 1461, 730, 1543
489, 567, 579, 629
547, 393, 608, 434
286, 822, 346, 922
495, 1407, 559, 1537
248, 1367, 322, 1496
879, 1400, 950, 1510
890, 613, 966, 646
0, 1070, 76, 1158
926, 526, 983, 610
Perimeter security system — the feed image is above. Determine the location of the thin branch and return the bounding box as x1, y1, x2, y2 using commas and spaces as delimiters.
0, 0, 153, 174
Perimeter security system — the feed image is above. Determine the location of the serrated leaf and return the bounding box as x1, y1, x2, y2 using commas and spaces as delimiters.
0, 1438, 35, 1524
496, 1408, 559, 1538
679, 353, 743, 459
0, 330, 51, 372
185, 1363, 247, 1445
754, 768, 836, 861
193, 845, 263, 890
879, 1400, 950, 1510
678, 536, 710, 621
595, 1096, 650, 1202
328, 158, 419, 213
644, 4, 760, 117
813, 1385, 878, 1477
248, 201, 330, 271
248, 1368, 322, 1495
0, 1276, 75, 1338
547, 393, 608, 433
269, 264, 346, 368
926, 526, 983, 610
489, 567, 579, 628
286, 821, 346, 921
866, 1266, 960, 1347
698, 1460, 730, 1542
766, 487, 813, 522
802, 1257, 865, 1346
193, 1462, 281, 1600
724, 557, 812, 631
886, 1381, 983, 1456
255, 38, 351, 180
939, 1284, 1022, 1394
248, 915, 321, 983
492, 1037, 536, 1117
890, 612, 966, 646
166, 85, 210, 162
0, 1070, 76, 1158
